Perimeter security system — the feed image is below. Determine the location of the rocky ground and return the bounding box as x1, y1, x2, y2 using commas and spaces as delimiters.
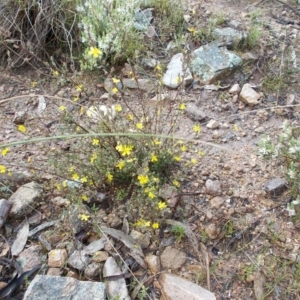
1, 0, 300, 299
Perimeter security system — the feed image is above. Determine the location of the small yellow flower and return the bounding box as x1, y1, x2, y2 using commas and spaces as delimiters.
135, 219, 151, 227
112, 78, 120, 84
31, 81, 37, 88
80, 107, 85, 115
153, 140, 161, 146
174, 156, 181, 161
144, 221, 151, 227
112, 87, 119, 94
152, 222, 159, 229
90, 153, 97, 163
68, 166, 75, 172
147, 191, 156, 199
179, 103, 186, 110
81, 176, 88, 183
92, 139, 99, 146
72, 173, 79, 181
180, 145, 187, 152
155, 65, 162, 71
79, 214, 90, 221
62, 180, 67, 187
73, 96, 79, 102
81, 195, 88, 201
1, 148, 9, 156
76, 126, 81, 132
115, 104, 122, 112
17, 125, 26, 133
116, 144, 133, 156
59, 105, 66, 111
127, 114, 134, 121
52, 70, 59, 76
173, 180, 180, 187
0, 165, 7, 173
191, 158, 198, 164
188, 27, 197, 35
55, 183, 61, 191
106, 172, 113, 183
233, 124, 239, 131
158, 201, 167, 210
193, 124, 201, 133
137, 174, 149, 185
116, 160, 125, 170
153, 177, 159, 183
88, 47, 102, 58
198, 150, 205, 157
76, 84, 83, 92
136, 123, 144, 130
151, 153, 158, 162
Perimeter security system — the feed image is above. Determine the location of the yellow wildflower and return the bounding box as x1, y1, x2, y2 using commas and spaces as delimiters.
112, 78, 120, 84
155, 65, 162, 71
62, 181, 67, 187
152, 222, 159, 229
76, 84, 83, 92
106, 172, 113, 183
55, 183, 61, 191
127, 114, 134, 121
180, 145, 187, 152
193, 124, 201, 133
147, 191, 156, 199
115, 104, 122, 112
188, 27, 197, 35
52, 70, 59, 76
153, 140, 161, 146
137, 174, 149, 185
175, 76, 181, 84
174, 156, 181, 161
81, 176, 88, 183
136, 123, 144, 130
191, 158, 198, 164
179, 103, 186, 110
88, 47, 102, 58
116, 160, 125, 170
233, 124, 239, 131
59, 105, 66, 111
73, 96, 79, 102
90, 153, 97, 163
0, 165, 7, 173
72, 173, 79, 181
17, 125, 26, 133
112, 87, 119, 94
68, 166, 75, 172
1, 148, 9, 156
151, 153, 158, 162
116, 144, 133, 156
198, 150, 205, 157
81, 195, 88, 201
31, 81, 37, 88
173, 180, 180, 187
92, 139, 99, 146
135, 219, 151, 227
79, 214, 90, 221
158, 201, 167, 210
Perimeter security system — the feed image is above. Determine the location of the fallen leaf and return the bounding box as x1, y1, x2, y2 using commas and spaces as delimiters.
11, 221, 29, 256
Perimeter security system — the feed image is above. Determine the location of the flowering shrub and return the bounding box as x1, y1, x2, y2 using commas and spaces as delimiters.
258, 121, 300, 215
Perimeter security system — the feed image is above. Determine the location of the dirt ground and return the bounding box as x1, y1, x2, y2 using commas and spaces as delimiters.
1, 0, 300, 299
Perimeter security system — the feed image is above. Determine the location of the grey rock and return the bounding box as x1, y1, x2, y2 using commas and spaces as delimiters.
9, 182, 42, 217
122, 78, 156, 91
130, 230, 151, 249
103, 257, 130, 300
163, 53, 193, 89
263, 178, 287, 196
92, 251, 109, 263
50, 196, 70, 207
185, 103, 206, 121
205, 223, 219, 239
159, 273, 216, 300
0, 199, 12, 227
68, 250, 90, 271
23, 275, 106, 300
13, 111, 27, 124
145, 254, 160, 274
84, 237, 108, 254
210, 196, 225, 209
229, 83, 241, 94
206, 119, 219, 129
239, 84, 260, 106
190, 41, 242, 84
85, 263, 100, 278
205, 179, 222, 196
17, 245, 43, 272
160, 246, 186, 270
212, 27, 246, 48
242, 52, 258, 61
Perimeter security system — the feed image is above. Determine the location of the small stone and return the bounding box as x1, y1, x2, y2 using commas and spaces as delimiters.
287, 94, 295, 105
183, 15, 191, 23
92, 251, 109, 263
210, 196, 224, 209
206, 210, 213, 219
239, 84, 260, 106
206, 119, 219, 129
13, 111, 27, 124
263, 178, 287, 196
160, 246, 186, 270
145, 254, 161, 274
130, 230, 150, 249
0, 199, 12, 227
107, 213, 122, 228
185, 103, 207, 121
229, 83, 241, 94
48, 249, 68, 268
17, 245, 43, 272
205, 223, 219, 239
68, 250, 90, 271
47, 268, 62, 276
50, 196, 70, 207
85, 263, 100, 278
205, 179, 222, 196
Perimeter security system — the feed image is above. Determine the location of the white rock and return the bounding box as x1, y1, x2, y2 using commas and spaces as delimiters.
206, 119, 219, 129
239, 84, 260, 106
48, 249, 68, 268
159, 273, 216, 300
162, 53, 193, 89
229, 83, 241, 94
160, 246, 186, 270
